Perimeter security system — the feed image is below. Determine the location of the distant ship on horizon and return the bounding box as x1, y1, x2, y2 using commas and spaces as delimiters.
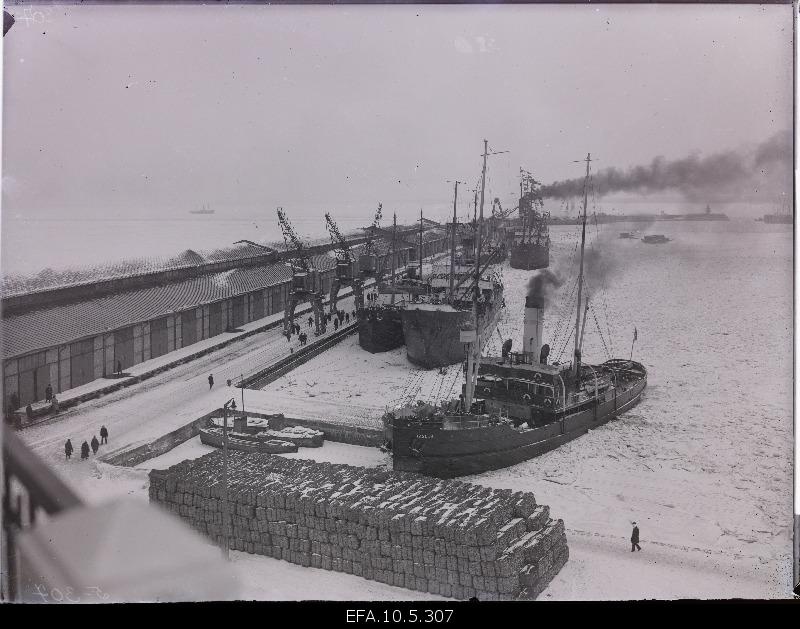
761, 198, 792, 224
189, 204, 215, 215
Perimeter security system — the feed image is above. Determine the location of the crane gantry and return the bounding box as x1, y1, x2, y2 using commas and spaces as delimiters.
277, 207, 325, 336
325, 211, 365, 316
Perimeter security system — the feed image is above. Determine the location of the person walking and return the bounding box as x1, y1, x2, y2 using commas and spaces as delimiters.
64, 439, 73, 460
333, 318, 339, 331
91, 435, 100, 455
51, 396, 59, 413
100, 425, 108, 445
307, 316, 313, 328
631, 522, 642, 552
345, 313, 350, 324
45, 384, 53, 403
81, 441, 90, 460
116, 361, 122, 376
208, 374, 214, 389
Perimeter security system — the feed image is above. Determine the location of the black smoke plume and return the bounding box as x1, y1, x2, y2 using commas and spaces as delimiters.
540, 131, 791, 203
526, 269, 563, 308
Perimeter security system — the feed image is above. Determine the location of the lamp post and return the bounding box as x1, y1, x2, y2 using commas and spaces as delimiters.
221, 398, 237, 560
240, 373, 245, 415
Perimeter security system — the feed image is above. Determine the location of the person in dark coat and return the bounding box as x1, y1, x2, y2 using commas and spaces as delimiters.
116, 361, 122, 376
307, 316, 313, 328
208, 374, 214, 389
45, 384, 53, 402
345, 313, 350, 324
80, 441, 90, 460
65, 439, 73, 460
631, 522, 641, 552
91, 436, 100, 455
333, 318, 339, 331
25, 404, 33, 420
100, 425, 108, 445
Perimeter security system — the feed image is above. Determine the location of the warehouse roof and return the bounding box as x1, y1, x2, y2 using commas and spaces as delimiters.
0, 258, 336, 360
1, 243, 279, 298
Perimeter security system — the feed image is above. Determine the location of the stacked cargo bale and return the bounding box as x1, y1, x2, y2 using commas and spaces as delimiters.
149, 451, 568, 600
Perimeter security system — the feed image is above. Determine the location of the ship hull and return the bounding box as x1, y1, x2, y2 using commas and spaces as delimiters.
358, 308, 404, 353
391, 370, 646, 478
400, 285, 504, 369
509, 243, 549, 270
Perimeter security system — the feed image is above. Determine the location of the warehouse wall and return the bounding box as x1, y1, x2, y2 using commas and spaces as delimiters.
2, 279, 295, 410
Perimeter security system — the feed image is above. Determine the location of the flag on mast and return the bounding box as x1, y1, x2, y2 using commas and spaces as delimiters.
634, 327, 638, 342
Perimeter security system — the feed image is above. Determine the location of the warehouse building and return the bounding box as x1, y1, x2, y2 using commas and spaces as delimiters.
1, 235, 438, 408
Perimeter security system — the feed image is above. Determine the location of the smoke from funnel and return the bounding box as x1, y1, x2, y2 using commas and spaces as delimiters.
526, 269, 563, 308
540, 131, 791, 203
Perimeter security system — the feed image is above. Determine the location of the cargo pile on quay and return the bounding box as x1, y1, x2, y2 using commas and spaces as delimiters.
149, 450, 569, 600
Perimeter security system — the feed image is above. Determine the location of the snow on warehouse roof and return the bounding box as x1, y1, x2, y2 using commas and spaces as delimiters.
0, 262, 296, 359
1, 243, 277, 298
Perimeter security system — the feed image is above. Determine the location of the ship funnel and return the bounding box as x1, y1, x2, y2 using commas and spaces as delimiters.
523, 294, 544, 361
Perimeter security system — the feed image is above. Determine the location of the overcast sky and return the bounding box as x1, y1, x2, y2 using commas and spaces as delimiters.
1, 3, 793, 224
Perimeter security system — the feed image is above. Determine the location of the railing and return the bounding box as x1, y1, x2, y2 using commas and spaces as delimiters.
2, 426, 83, 601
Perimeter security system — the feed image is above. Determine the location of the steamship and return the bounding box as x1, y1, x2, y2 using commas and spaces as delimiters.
762, 198, 793, 224
509, 170, 550, 270
399, 151, 505, 369
385, 153, 648, 478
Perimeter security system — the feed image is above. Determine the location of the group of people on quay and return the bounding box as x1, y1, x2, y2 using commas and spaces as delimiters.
282, 307, 359, 344
64, 425, 109, 461
5, 388, 61, 428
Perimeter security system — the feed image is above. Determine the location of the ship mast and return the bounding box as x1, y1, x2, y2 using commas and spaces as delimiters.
448, 180, 462, 300
390, 212, 397, 304
573, 153, 591, 380
464, 140, 507, 412
418, 209, 423, 279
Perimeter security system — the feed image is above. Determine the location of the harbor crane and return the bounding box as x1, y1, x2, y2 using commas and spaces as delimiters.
325, 212, 366, 316
362, 203, 383, 276
518, 170, 550, 246
277, 207, 325, 337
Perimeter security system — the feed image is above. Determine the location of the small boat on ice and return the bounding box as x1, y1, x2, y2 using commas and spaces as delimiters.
641, 234, 670, 244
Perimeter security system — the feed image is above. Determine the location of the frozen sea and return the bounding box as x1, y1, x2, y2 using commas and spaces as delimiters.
262, 217, 794, 597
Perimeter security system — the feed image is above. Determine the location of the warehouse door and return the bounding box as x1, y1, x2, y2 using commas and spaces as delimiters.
252, 291, 265, 321
113, 328, 135, 371
208, 302, 224, 337
150, 317, 169, 359
181, 310, 198, 347
17, 351, 49, 405
70, 339, 95, 389
231, 296, 245, 329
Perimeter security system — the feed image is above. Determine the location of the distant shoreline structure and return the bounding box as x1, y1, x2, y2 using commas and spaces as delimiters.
548, 211, 729, 225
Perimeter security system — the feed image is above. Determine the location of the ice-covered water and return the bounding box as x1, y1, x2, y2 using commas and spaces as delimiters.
264, 218, 794, 596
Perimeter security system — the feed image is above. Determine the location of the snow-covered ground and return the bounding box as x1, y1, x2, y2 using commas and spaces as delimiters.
260, 220, 795, 599
16, 221, 794, 599
18, 292, 362, 499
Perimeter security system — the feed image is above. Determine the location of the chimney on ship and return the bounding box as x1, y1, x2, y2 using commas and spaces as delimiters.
523, 293, 544, 360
